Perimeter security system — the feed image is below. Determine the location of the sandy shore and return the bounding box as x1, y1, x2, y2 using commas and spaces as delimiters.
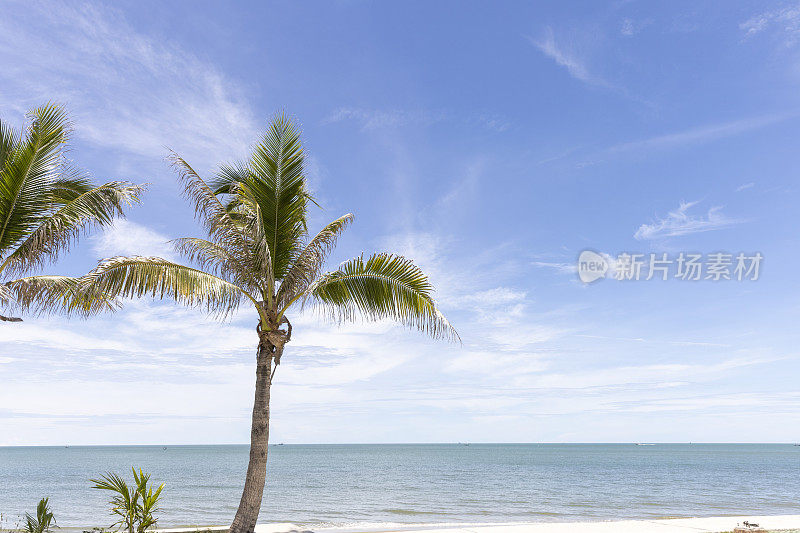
153, 515, 800, 533
324, 515, 800, 533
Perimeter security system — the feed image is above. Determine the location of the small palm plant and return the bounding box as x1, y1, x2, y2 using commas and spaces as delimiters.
0, 103, 142, 322
24, 498, 55, 533
81, 114, 458, 532
91, 468, 164, 533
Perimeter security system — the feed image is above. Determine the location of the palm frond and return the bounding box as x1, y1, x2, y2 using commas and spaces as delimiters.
81, 256, 249, 317
2, 181, 143, 276
46, 170, 93, 202
215, 114, 312, 280
92, 472, 137, 532
0, 103, 71, 254
133, 467, 164, 533
168, 152, 255, 263
0, 281, 12, 305
2, 275, 119, 317
0, 281, 21, 321
24, 497, 56, 533
277, 213, 353, 311
307, 253, 459, 342
172, 237, 236, 275
0, 116, 17, 171
229, 178, 274, 295
172, 237, 257, 289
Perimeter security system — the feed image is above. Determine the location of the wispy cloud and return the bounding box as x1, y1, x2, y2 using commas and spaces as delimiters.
474, 114, 512, 132
562, 112, 800, 168
517, 355, 777, 391
531, 261, 577, 274
0, 1, 258, 172
528, 27, 614, 90
575, 334, 730, 348
324, 108, 445, 130
90, 219, 175, 260
634, 200, 743, 240
455, 287, 527, 306
607, 112, 798, 155
740, 3, 800, 45
620, 18, 651, 37
736, 182, 755, 192
323, 107, 510, 132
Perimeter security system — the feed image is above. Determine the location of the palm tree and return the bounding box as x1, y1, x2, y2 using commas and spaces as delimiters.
92, 467, 165, 533
81, 114, 458, 532
24, 497, 56, 533
0, 103, 142, 322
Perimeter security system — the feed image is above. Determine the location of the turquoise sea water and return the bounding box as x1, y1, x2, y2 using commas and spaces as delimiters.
1, 444, 799, 528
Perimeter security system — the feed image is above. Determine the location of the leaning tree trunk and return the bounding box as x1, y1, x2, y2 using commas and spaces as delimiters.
229, 338, 274, 533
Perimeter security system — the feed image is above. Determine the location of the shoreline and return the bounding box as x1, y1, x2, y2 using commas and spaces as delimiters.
146, 516, 800, 533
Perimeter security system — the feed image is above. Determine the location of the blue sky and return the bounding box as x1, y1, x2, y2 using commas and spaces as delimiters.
1, 0, 800, 444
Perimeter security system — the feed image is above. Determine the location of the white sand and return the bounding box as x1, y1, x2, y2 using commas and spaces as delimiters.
318, 515, 800, 533
156, 516, 800, 533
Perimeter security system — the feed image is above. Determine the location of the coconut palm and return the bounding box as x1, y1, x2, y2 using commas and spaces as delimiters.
24, 497, 56, 533
0, 103, 142, 322
92, 467, 164, 533
81, 114, 458, 532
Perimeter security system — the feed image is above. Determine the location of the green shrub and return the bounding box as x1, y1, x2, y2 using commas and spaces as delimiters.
91, 468, 164, 533
24, 498, 55, 533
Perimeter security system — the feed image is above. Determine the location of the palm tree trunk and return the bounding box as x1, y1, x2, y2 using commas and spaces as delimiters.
229, 341, 273, 533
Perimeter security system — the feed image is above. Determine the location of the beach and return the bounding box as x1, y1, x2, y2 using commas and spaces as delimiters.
151, 516, 800, 533
337, 516, 800, 533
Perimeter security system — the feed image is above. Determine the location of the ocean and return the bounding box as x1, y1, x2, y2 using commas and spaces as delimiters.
1, 444, 798, 529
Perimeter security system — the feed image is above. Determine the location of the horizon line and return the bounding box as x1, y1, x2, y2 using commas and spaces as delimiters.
3, 441, 798, 447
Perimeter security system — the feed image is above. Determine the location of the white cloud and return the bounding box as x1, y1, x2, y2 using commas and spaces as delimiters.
518, 356, 776, 391
620, 18, 651, 37
741, 16, 770, 37
740, 3, 800, 45
575, 334, 729, 348
456, 287, 527, 306
634, 200, 743, 240
528, 27, 613, 89
436, 162, 481, 213
607, 113, 798, 155
445, 350, 549, 376
0, 322, 129, 352
90, 219, 175, 260
323, 107, 510, 133
736, 182, 755, 192
624, 391, 800, 413
531, 261, 577, 274
0, 1, 258, 172
486, 324, 566, 350
572, 113, 798, 168
621, 18, 636, 36
323, 108, 445, 130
